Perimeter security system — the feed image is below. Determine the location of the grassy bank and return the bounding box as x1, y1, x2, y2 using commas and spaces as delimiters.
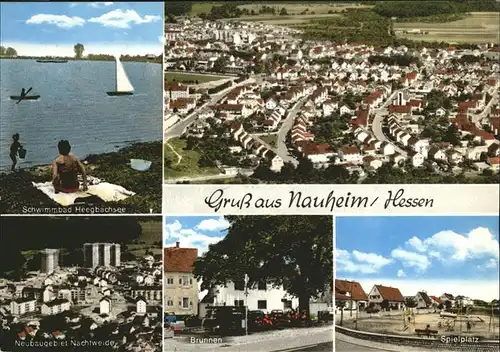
164, 138, 219, 179
0, 141, 162, 214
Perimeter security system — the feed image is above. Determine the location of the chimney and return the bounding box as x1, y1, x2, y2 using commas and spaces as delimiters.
175, 242, 180, 248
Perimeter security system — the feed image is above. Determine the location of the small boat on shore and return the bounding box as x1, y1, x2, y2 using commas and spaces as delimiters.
10, 95, 40, 100
36, 59, 68, 63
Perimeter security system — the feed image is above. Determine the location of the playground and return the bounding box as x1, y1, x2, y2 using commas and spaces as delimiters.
342, 310, 500, 340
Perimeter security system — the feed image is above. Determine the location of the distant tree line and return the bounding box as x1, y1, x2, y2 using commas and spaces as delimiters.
373, 0, 499, 18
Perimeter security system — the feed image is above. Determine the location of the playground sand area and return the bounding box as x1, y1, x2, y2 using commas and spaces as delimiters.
343, 313, 500, 340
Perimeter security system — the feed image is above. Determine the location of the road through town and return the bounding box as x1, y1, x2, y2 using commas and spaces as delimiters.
166, 325, 333, 352
164, 77, 257, 141
371, 90, 408, 157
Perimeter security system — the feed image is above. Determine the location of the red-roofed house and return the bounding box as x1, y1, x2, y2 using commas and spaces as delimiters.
488, 156, 500, 173
335, 279, 369, 310
165, 242, 198, 317
341, 146, 362, 164
368, 285, 405, 310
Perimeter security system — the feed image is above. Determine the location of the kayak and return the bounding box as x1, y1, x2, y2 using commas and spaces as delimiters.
10, 95, 40, 100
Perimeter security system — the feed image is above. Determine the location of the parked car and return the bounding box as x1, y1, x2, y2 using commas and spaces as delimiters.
203, 306, 246, 336
248, 310, 273, 331
270, 310, 292, 327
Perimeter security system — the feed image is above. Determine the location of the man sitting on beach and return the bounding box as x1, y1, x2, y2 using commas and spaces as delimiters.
52, 140, 88, 193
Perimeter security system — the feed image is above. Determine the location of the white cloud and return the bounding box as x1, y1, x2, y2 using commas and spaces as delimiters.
26, 14, 85, 29
406, 236, 426, 252
397, 269, 406, 277
336, 249, 392, 274
88, 9, 160, 29
409, 227, 499, 262
195, 217, 229, 232
89, 2, 114, 8
477, 258, 498, 270
391, 248, 431, 272
164, 219, 224, 255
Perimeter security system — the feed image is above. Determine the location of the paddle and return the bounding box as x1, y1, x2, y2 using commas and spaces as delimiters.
16, 87, 32, 104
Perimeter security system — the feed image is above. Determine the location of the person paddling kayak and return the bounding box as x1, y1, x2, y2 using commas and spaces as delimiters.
20, 88, 26, 97
52, 140, 88, 193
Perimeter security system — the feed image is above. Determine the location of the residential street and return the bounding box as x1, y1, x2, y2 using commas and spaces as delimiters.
164, 77, 258, 141
273, 341, 333, 351
165, 326, 333, 352
275, 97, 308, 165
371, 90, 408, 157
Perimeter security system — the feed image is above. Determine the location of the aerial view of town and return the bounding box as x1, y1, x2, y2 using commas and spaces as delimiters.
164, 1, 500, 184
0, 216, 163, 351
335, 216, 500, 351
164, 215, 333, 351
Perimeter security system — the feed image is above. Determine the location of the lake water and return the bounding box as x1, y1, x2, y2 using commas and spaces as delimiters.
0, 59, 162, 170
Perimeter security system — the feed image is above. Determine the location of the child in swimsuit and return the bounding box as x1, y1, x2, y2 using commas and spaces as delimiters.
10, 133, 21, 171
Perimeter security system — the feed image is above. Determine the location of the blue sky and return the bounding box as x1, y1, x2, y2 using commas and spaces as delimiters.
336, 216, 499, 300
0, 2, 162, 55
164, 216, 229, 255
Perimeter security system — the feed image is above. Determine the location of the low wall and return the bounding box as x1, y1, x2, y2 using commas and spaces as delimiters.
336, 325, 499, 351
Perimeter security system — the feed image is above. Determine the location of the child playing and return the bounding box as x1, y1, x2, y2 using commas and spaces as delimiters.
10, 133, 22, 171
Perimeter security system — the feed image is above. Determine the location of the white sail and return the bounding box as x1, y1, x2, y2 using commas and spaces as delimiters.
115, 56, 134, 92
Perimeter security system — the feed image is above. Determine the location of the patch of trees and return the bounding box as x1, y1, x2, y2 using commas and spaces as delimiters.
234, 75, 248, 83
208, 80, 232, 94
165, 2, 192, 16
301, 9, 393, 46
206, 3, 242, 20
280, 7, 288, 16
259, 5, 277, 15
450, 54, 482, 65
373, 1, 459, 18
185, 136, 239, 168
368, 54, 421, 67
0, 46, 17, 57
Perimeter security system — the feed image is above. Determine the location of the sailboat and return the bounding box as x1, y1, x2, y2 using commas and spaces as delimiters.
106, 56, 134, 96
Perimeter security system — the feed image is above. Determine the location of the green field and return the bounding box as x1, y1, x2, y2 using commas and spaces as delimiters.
164, 138, 220, 179
394, 12, 500, 44
260, 134, 278, 147
127, 220, 163, 257
166, 71, 229, 84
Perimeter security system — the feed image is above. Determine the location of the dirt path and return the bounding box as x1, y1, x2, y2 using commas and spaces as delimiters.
166, 143, 182, 165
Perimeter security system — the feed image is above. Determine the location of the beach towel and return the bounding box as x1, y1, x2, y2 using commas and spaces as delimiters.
32, 179, 136, 206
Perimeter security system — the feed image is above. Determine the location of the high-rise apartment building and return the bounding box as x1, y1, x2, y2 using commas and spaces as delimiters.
40, 249, 59, 274
83, 243, 121, 268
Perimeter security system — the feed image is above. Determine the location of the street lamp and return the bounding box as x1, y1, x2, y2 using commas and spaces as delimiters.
244, 274, 249, 336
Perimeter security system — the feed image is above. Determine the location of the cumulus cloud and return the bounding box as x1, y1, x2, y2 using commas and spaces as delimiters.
397, 269, 406, 277
26, 14, 85, 29
391, 248, 431, 272
406, 227, 499, 262
165, 219, 224, 255
336, 249, 392, 274
195, 217, 229, 232
477, 258, 498, 270
89, 2, 114, 8
88, 9, 160, 28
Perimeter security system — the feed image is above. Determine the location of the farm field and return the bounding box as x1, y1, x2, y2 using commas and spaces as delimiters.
190, 2, 371, 17
235, 14, 341, 25
164, 138, 219, 179
394, 12, 500, 44
165, 71, 228, 84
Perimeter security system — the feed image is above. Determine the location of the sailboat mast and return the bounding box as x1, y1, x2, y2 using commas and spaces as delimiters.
115, 57, 118, 92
